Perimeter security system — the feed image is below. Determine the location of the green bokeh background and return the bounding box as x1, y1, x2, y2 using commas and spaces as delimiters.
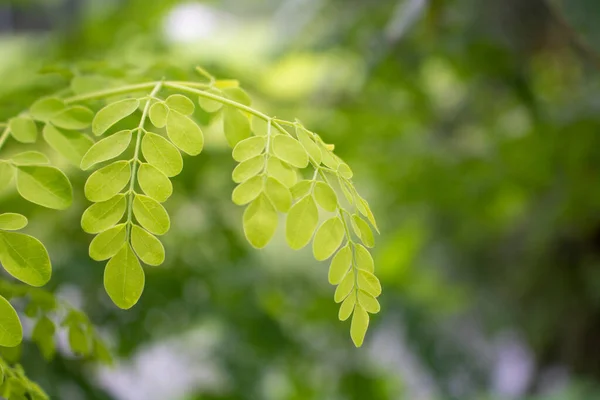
2, 0, 600, 399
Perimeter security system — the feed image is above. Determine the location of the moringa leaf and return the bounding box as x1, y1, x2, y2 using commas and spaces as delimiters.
50, 106, 94, 130
0, 295, 22, 347
80, 194, 126, 234
223, 87, 252, 106
355, 244, 374, 273
338, 294, 356, 322
232, 175, 263, 206
137, 163, 173, 202
350, 305, 369, 347
313, 181, 338, 212
92, 98, 139, 136
357, 290, 380, 314
9, 117, 37, 143
265, 177, 292, 212
166, 110, 204, 155
334, 272, 354, 303
286, 195, 319, 250
232, 155, 263, 183
243, 193, 278, 249
272, 135, 309, 168
29, 97, 65, 121
42, 124, 94, 165
0, 161, 14, 189
197, 89, 223, 113
130, 224, 165, 266
88, 223, 127, 261
84, 160, 131, 202
0, 213, 28, 231
80, 130, 132, 170
165, 94, 194, 115
223, 106, 251, 148
290, 180, 312, 199
141, 132, 183, 177
296, 127, 322, 164
132, 194, 170, 235
312, 216, 345, 261
0, 231, 51, 287
232, 136, 266, 162
10, 151, 49, 166
352, 216, 374, 248
149, 102, 168, 128
266, 158, 297, 187
16, 165, 72, 210
329, 244, 352, 285
104, 243, 145, 310
357, 269, 381, 297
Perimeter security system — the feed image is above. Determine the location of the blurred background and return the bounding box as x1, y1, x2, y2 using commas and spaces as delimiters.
1, 0, 600, 399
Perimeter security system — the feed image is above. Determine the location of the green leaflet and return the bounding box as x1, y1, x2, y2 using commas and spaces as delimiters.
166, 110, 204, 155
50, 106, 94, 130
358, 290, 380, 313
243, 193, 278, 248
9, 117, 38, 143
355, 244, 374, 272
266, 158, 297, 187
81, 194, 127, 234
352, 216, 374, 248
0, 295, 22, 347
89, 223, 127, 261
84, 160, 131, 202
32, 316, 56, 360
165, 94, 194, 115
328, 244, 352, 285
232, 175, 263, 206
68, 325, 90, 356
42, 124, 94, 165
223, 87, 252, 106
338, 294, 356, 321
80, 130, 132, 170
251, 117, 269, 136
92, 98, 140, 136
272, 135, 309, 168
313, 181, 338, 212
10, 151, 49, 165
338, 163, 353, 179
350, 305, 369, 347
223, 106, 251, 148
265, 177, 292, 212
104, 243, 145, 309
132, 194, 170, 235
290, 180, 312, 199
334, 272, 354, 303
312, 216, 345, 261
318, 142, 341, 170
130, 224, 165, 266
0, 161, 14, 189
0, 231, 51, 287
16, 165, 73, 210
141, 132, 183, 177
356, 194, 379, 233
29, 97, 65, 121
286, 195, 319, 250
149, 102, 168, 128
357, 269, 382, 297
197, 88, 223, 113
296, 126, 322, 164
0, 213, 28, 230
232, 136, 266, 162
137, 163, 173, 202
232, 155, 263, 183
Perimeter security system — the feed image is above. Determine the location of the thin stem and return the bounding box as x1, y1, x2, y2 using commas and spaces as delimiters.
0, 125, 10, 151
125, 82, 163, 236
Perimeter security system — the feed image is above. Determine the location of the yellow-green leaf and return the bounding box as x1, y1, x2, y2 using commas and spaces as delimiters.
149, 102, 168, 128
141, 132, 183, 177
243, 193, 278, 249
232, 136, 266, 162
0, 231, 51, 287
137, 163, 172, 203
88, 223, 127, 261
92, 99, 140, 136
166, 94, 194, 115
42, 124, 94, 166
104, 243, 145, 310
290, 180, 312, 199
272, 135, 309, 168
30, 97, 65, 121
80, 194, 126, 234
9, 117, 37, 143
0, 295, 22, 347
334, 272, 354, 303
232, 155, 264, 183
265, 177, 292, 212
350, 305, 369, 347
232, 175, 263, 206
338, 294, 356, 321
16, 165, 72, 210
10, 151, 49, 166
357, 290, 380, 314
352, 216, 374, 248
266, 157, 297, 187
357, 269, 382, 297
313, 181, 338, 212
0, 213, 28, 231
312, 216, 345, 261
329, 244, 352, 285
355, 244, 374, 273
296, 127, 322, 164
223, 106, 251, 148
166, 110, 204, 155
50, 106, 94, 130
197, 88, 223, 113
80, 130, 132, 170
0, 161, 14, 189
286, 195, 319, 250
84, 160, 131, 202
132, 194, 170, 235
130, 224, 165, 266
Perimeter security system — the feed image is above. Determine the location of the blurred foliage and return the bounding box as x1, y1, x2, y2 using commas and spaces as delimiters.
1, 0, 600, 399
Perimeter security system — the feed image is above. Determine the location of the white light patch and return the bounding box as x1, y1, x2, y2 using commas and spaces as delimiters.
163, 3, 220, 43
